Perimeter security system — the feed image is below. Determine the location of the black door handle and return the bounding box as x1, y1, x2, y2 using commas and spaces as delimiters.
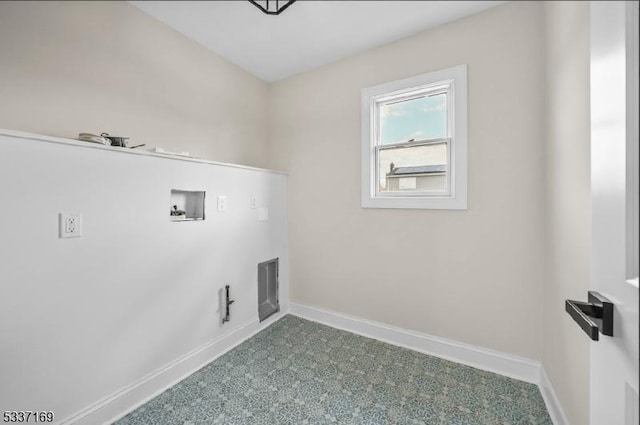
565, 291, 613, 341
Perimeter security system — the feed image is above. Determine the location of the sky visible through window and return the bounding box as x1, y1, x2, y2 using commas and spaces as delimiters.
379, 93, 447, 145
378, 93, 448, 191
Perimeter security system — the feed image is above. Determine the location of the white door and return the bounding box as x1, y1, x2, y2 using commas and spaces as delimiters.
590, 2, 639, 425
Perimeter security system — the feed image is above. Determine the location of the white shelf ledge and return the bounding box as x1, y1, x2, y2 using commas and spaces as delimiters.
0, 128, 287, 176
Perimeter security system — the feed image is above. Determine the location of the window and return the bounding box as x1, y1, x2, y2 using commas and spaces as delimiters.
361, 65, 467, 209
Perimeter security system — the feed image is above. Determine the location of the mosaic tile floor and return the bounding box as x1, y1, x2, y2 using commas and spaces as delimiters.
114, 315, 552, 425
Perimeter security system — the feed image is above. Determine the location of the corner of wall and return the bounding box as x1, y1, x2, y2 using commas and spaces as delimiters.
540, 2, 592, 425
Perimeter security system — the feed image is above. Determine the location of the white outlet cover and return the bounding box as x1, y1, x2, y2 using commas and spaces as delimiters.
59, 213, 83, 238
250, 196, 257, 209
217, 196, 227, 212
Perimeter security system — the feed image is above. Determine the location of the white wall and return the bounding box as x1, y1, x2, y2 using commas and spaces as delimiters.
267, 1, 546, 360
0, 131, 289, 423
542, 3, 591, 424
0, 1, 269, 168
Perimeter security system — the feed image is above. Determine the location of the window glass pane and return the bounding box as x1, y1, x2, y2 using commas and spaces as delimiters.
378, 143, 448, 193
379, 93, 447, 145
398, 177, 417, 190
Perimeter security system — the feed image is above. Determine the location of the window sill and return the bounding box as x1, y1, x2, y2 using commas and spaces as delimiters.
361, 195, 467, 210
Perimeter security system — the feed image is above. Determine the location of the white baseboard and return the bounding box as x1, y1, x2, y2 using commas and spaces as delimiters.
59, 309, 288, 425
539, 367, 570, 425
290, 302, 570, 425
289, 302, 540, 383
59, 301, 569, 425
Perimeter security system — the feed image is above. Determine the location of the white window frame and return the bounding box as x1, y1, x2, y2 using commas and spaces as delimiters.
361, 64, 468, 209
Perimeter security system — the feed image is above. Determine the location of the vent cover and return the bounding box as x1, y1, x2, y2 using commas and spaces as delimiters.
258, 258, 279, 322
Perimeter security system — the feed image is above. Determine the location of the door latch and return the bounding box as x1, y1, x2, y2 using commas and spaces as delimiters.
565, 291, 613, 341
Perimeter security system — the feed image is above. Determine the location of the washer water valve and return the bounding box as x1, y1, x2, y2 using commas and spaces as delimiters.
222, 285, 235, 324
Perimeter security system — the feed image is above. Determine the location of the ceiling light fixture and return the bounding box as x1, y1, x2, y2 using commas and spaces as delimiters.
249, 0, 296, 15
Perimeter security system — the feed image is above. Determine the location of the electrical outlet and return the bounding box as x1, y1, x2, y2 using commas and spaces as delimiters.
250, 196, 257, 209
59, 213, 83, 238
217, 196, 227, 212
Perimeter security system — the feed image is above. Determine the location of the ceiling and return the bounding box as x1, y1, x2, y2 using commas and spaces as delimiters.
130, 1, 506, 83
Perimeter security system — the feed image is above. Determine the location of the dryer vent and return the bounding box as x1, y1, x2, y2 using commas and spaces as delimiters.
258, 258, 279, 322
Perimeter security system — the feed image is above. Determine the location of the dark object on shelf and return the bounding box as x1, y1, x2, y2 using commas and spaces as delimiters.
565, 291, 614, 341
101, 133, 129, 147
249, 0, 296, 15
170, 205, 186, 217
222, 285, 235, 324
